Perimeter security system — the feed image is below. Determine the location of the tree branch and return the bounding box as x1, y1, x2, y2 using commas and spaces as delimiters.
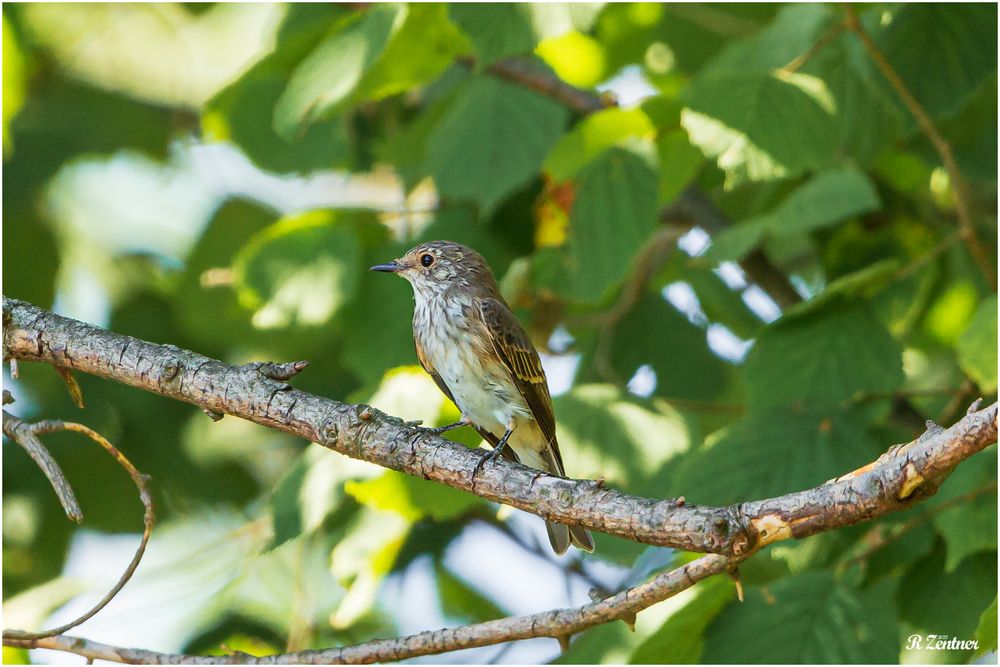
5, 295, 997, 553
8, 555, 733, 664
3, 298, 997, 663
1, 415, 155, 641
2, 411, 83, 522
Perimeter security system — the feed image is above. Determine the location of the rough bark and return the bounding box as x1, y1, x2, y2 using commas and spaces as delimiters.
5, 296, 997, 556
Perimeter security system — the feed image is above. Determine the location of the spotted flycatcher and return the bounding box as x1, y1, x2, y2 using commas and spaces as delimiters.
371, 240, 594, 555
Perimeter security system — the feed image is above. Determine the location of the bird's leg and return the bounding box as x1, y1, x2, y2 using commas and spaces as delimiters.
472, 422, 513, 481
422, 415, 472, 435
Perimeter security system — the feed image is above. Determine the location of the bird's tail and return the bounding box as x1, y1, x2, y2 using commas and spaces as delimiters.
539, 441, 595, 555
545, 521, 595, 555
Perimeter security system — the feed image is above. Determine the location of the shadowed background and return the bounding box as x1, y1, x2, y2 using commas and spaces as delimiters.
2, 3, 997, 664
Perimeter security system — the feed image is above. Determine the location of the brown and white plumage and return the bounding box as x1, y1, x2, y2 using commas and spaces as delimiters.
372, 240, 594, 555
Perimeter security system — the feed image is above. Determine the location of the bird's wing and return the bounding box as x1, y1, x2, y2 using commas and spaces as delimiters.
478, 297, 564, 471
414, 337, 457, 405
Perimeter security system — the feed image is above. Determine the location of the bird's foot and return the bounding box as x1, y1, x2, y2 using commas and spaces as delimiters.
470, 427, 512, 482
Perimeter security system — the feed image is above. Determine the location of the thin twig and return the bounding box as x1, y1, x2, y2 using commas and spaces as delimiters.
2, 420, 154, 641
842, 4, 996, 288
2, 411, 83, 522
2, 554, 732, 664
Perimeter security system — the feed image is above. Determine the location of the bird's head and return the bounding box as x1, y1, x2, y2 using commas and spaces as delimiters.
370, 240, 498, 299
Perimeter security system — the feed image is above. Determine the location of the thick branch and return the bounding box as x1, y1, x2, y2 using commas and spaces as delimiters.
4, 554, 730, 664
5, 297, 997, 556
3, 297, 997, 664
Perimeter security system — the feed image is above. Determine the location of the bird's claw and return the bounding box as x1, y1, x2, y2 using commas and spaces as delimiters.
471, 445, 505, 481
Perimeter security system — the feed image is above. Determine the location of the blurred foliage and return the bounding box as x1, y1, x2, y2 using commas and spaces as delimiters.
2, 3, 997, 664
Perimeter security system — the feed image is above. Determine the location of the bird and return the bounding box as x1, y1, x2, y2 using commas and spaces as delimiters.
371, 240, 595, 555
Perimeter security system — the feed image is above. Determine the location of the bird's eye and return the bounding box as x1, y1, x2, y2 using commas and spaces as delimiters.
420, 254, 434, 267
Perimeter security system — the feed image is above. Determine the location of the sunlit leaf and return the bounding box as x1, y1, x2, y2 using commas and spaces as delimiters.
345, 470, 483, 522
975, 597, 998, 656
267, 444, 381, 549
329, 508, 410, 628
274, 5, 402, 139
204, 5, 352, 174
544, 107, 654, 182
2, 14, 26, 152
683, 71, 836, 185
233, 210, 366, 330
956, 295, 998, 393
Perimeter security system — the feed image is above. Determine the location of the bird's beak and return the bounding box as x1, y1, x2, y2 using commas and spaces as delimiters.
370, 260, 404, 273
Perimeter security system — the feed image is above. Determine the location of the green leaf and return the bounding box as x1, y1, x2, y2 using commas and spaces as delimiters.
567, 147, 659, 302
232, 210, 366, 330
449, 3, 535, 67
554, 384, 693, 500
672, 406, 879, 505
744, 300, 904, 411
975, 597, 998, 656
682, 70, 836, 185
785, 259, 902, 320
704, 572, 899, 663
354, 4, 468, 102
805, 31, 902, 165
956, 295, 998, 393
543, 107, 654, 182
204, 6, 352, 174
916, 75, 997, 181
657, 129, 705, 205
274, 5, 403, 140
630, 576, 735, 664
898, 545, 997, 661
435, 562, 506, 623
876, 4, 997, 123
344, 470, 483, 522
426, 74, 569, 211
928, 447, 997, 572
702, 4, 835, 75
706, 167, 881, 263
